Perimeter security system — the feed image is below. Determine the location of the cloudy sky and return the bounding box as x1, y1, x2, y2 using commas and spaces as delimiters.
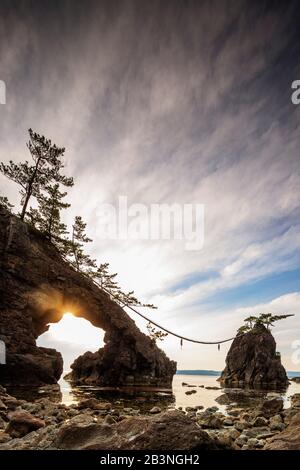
0, 0, 300, 371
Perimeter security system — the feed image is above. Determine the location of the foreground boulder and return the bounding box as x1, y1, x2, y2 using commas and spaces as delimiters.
220, 324, 288, 389
264, 412, 300, 450
54, 410, 219, 450
0, 410, 222, 450
291, 393, 300, 408
0, 207, 176, 387
258, 396, 284, 418
6, 410, 45, 438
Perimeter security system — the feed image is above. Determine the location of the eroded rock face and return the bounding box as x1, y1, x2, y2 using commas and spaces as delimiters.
6, 410, 45, 438
219, 324, 288, 389
54, 410, 219, 450
264, 412, 300, 450
0, 208, 176, 387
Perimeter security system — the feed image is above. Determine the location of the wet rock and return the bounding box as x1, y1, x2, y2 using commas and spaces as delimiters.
77, 399, 112, 411
0, 416, 7, 429
270, 422, 285, 432
0, 424, 58, 450
264, 412, 300, 450
215, 393, 231, 405
247, 438, 259, 448
0, 399, 7, 411
228, 428, 240, 440
291, 393, 300, 408
255, 431, 276, 439
2, 396, 22, 410
149, 406, 161, 414
247, 437, 265, 449
291, 377, 300, 384
205, 386, 220, 390
185, 406, 197, 412
282, 407, 300, 425
197, 411, 223, 429
223, 418, 233, 426
0, 431, 11, 443
206, 406, 218, 413
252, 416, 269, 427
240, 412, 252, 422
269, 414, 282, 425
214, 429, 234, 447
228, 409, 242, 417
269, 414, 285, 431
258, 397, 284, 418
54, 410, 220, 450
185, 390, 197, 395
6, 410, 45, 438
235, 434, 248, 447
241, 444, 250, 450
104, 415, 116, 425
266, 392, 282, 399
234, 421, 248, 432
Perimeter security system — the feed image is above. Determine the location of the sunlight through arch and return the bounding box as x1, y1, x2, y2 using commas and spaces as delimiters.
37, 312, 105, 371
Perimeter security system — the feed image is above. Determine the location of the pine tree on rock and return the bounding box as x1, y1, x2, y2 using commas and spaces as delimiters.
69, 216, 96, 272
91, 262, 119, 290
0, 195, 14, 212
90, 261, 157, 309
0, 129, 73, 220
146, 321, 168, 342
27, 183, 70, 248
238, 312, 294, 334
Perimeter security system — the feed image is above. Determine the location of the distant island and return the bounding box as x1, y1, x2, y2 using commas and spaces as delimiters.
177, 370, 221, 376
177, 369, 300, 378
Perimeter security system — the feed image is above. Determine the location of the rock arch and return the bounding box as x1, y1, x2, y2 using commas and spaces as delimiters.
0, 208, 176, 387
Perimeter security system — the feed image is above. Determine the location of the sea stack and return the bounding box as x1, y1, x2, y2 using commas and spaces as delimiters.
220, 323, 288, 389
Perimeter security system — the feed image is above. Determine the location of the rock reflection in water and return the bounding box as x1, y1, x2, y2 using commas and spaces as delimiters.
62, 379, 175, 413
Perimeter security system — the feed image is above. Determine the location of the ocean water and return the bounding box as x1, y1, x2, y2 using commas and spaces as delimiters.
58, 370, 300, 411
173, 373, 300, 411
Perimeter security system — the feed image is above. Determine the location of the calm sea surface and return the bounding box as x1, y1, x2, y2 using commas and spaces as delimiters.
58, 372, 300, 411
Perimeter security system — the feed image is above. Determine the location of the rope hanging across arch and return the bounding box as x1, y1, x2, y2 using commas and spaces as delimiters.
89, 277, 238, 345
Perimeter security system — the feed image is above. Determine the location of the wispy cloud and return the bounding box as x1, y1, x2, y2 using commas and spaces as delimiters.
0, 0, 300, 368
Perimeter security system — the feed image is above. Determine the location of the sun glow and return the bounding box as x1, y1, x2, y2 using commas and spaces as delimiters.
39, 312, 104, 347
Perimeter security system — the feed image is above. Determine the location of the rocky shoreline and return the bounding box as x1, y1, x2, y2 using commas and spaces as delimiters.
0, 382, 299, 450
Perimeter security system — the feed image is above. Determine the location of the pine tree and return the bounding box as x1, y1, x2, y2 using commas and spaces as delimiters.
0, 195, 14, 212
146, 322, 168, 342
69, 216, 96, 272
89, 261, 157, 309
91, 262, 119, 290
27, 184, 70, 246
238, 312, 294, 333
0, 129, 73, 220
